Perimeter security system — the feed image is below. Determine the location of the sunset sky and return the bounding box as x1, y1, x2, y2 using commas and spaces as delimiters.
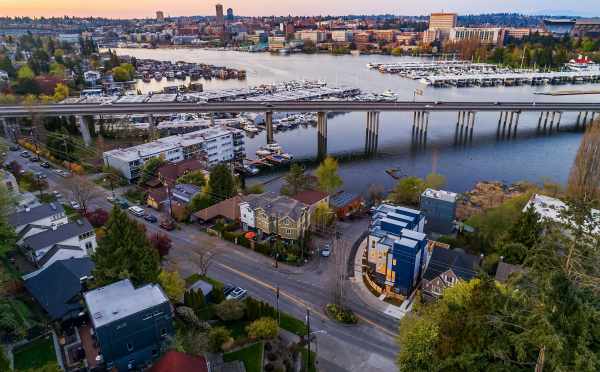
1, 0, 598, 18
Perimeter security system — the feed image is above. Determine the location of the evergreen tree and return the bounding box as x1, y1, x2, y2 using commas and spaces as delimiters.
507, 203, 542, 249
92, 207, 160, 287
208, 164, 236, 204
315, 156, 343, 194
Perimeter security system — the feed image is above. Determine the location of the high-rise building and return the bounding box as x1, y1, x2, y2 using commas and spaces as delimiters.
428, 12, 457, 31
226, 8, 234, 21
156, 11, 164, 21
215, 4, 224, 25
428, 12, 457, 41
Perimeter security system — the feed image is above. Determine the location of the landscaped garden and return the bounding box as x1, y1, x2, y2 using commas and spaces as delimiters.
224, 342, 263, 372
13, 335, 57, 371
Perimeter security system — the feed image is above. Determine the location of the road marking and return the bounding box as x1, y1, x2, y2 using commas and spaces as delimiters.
216, 262, 397, 338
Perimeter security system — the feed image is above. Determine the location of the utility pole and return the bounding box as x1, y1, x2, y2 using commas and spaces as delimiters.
276, 286, 280, 326
306, 308, 311, 370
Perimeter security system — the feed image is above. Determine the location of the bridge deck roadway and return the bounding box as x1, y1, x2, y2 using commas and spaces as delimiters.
0, 101, 599, 117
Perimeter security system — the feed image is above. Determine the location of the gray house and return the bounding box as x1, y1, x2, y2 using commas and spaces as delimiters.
84, 279, 174, 371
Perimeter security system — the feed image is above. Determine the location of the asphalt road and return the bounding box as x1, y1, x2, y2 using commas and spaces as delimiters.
3, 144, 399, 372
1, 100, 600, 117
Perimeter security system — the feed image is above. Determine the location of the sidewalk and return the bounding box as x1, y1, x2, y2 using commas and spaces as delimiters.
348, 239, 390, 314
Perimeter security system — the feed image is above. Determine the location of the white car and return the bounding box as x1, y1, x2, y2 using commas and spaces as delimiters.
70, 201, 81, 210
128, 206, 145, 217
226, 287, 248, 301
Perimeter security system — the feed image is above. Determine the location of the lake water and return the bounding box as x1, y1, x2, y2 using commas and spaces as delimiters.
115, 48, 599, 195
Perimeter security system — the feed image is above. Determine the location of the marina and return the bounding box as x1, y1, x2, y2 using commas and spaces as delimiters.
368, 59, 600, 88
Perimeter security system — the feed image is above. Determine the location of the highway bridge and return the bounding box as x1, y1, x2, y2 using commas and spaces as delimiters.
0, 100, 600, 116
1, 100, 598, 158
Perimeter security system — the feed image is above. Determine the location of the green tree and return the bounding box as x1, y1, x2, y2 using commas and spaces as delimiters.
0, 185, 17, 259
112, 63, 135, 82
158, 270, 186, 302
389, 176, 425, 206
139, 157, 165, 185
507, 203, 542, 249
17, 65, 35, 80
189, 192, 212, 213
208, 164, 236, 204
53, 83, 69, 102
92, 207, 161, 286
424, 173, 447, 190
246, 317, 279, 340
214, 299, 246, 321
315, 156, 342, 194
49, 62, 65, 78
281, 163, 311, 196
177, 170, 206, 188
207, 327, 232, 352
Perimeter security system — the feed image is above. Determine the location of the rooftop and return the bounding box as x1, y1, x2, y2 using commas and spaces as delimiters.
291, 189, 329, 206
423, 248, 480, 282
330, 191, 361, 208
525, 194, 600, 234
7, 203, 64, 228
84, 279, 169, 329
243, 192, 308, 221
421, 188, 458, 203
23, 219, 93, 251
103, 127, 233, 162
24, 257, 94, 320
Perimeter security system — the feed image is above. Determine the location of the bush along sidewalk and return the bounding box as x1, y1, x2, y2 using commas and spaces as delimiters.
325, 303, 358, 324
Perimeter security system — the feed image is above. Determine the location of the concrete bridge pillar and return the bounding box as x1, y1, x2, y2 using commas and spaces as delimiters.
468, 111, 476, 141
576, 112, 582, 129
265, 111, 274, 144
210, 112, 215, 126
77, 115, 92, 146
365, 111, 380, 156
555, 112, 562, 131
513, 111, 521, 137
317, 111, 328, 160
543, 111, 550, 131
582, 112, 589, 129
591, 112, 597, 126
0, 117, 7, 140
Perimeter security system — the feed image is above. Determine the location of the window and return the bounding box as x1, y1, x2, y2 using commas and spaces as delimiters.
392, 259, 397, 266
85, 242, 93, 251
161, 328, 167, 337
126, 343, 133, 351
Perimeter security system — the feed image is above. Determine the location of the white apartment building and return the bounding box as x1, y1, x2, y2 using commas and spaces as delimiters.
449, 27, 506, 46
295, 30, 327, 43
103, 127, 243, 182
331, 30, 353, 42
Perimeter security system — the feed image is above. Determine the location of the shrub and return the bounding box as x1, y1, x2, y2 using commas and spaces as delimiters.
214, 299, 246, 321
86, 208, 109, 228
150, 232, 172, 257
246, 317, 279, 340
207, 326, 232, 352
326, 304, 357, 324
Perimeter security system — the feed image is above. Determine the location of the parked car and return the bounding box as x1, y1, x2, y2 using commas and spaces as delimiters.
34, 172, 47, 180
20, 151, 30, 158
226, 287, 248, 301
52, 191, 62, 199
143, 214, 157, 223
116, 198, 129, 209
29, 157, 39, 162
106, 195, 116, 203
70, 201, 82, 210
9, 146, 19, 151
159, 219, 175, 231
223, 285, 235, 297
128, 206, 145, 217
320, 244, 331, 258
40, 161, 50, 168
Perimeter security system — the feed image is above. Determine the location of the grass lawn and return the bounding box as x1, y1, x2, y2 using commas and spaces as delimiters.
13, 336, 56, 371
280, 312, 307, 337
218, 319, 250, 340
224, 342, 263, 372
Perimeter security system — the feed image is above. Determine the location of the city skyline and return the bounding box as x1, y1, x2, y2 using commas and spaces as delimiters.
2, 0, 599, 18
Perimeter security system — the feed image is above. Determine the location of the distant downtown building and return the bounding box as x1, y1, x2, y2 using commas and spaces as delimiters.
103, 127, 244, 182
226, 8, 234, 21
156, 11, 164, 21
215, 4, 224, 25
428, 12, 457, 40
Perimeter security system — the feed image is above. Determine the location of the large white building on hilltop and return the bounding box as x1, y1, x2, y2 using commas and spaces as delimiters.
103, 127, 244, 182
